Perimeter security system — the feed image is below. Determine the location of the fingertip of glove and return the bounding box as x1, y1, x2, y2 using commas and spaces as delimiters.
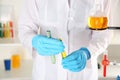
32, 35, 40, 42
69, 69, 81, 72
32, 35, 39, 46
62, 65, 68, 69
62, 59, 67, 65
79, 47, 91, 60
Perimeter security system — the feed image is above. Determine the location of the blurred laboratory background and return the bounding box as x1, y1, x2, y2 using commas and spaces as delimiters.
0, 0, 120, 80
0, 0, 33, 80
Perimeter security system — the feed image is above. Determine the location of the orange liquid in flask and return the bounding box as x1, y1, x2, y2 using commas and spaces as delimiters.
88, 16, 108, 30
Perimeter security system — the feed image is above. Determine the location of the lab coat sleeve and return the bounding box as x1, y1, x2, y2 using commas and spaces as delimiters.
86, 0, 113, 57
18, 0, 39, 56
86, 30, 113, 57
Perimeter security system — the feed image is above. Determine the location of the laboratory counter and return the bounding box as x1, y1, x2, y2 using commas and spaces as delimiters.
98, 64, 120, 80
0, 60, 33, 80
0, 59, 120, 80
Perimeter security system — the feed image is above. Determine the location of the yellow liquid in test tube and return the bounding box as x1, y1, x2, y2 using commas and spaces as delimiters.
61, 51, 67, 59
11, 54, 20, 68
88, 16, 108, 30
59, 38, 67, 59
6, 22, 11, 38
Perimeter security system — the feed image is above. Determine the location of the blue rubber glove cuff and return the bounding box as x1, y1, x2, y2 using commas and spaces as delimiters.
80, 47, 91, 60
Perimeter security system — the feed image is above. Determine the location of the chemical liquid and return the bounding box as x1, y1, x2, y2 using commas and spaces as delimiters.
58, 38, 67, 59
61, 51, 67, 59
11, 54, 20, 68
47, 30, 56, 64
88, 16, 108, 30
0, 22, 3, 37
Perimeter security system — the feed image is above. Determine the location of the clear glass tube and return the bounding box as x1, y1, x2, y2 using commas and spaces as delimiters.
47, 30, 56, 64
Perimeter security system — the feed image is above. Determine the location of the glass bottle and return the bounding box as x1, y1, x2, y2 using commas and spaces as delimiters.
88, 0, 108, 30
11, 54, 21, 68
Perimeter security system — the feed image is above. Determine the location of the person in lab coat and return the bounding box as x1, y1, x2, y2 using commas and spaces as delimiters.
18, 0, 113, 80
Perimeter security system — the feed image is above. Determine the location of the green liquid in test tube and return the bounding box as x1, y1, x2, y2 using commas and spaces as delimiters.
0, 22, 3, 37
47, 30, 56, 64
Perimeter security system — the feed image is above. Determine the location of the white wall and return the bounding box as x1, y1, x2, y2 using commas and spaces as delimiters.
111, 0, 120, 26
110, 0, 120, 44
0, 0, 32, 60
0, 0, 23, 27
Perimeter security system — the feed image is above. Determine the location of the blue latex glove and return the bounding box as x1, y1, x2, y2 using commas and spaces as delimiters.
62, 47, 91, 72
32, 35, 65, 56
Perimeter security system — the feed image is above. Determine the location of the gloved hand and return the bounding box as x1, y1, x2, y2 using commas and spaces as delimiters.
32, 35, 65, 56
62, 47, 91, 72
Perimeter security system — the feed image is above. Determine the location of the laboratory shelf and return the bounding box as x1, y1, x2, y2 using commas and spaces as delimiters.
0, 43, 22, 47
0, 60, 33, 80
0, 37, 21, 46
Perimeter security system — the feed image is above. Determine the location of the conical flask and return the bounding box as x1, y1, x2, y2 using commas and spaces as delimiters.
88, 0, 108, 30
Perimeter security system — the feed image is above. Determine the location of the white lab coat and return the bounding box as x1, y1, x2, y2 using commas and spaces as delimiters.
18, 0, 113, 80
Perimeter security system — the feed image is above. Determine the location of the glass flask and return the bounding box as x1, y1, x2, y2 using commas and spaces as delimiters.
88, 0, 109, 30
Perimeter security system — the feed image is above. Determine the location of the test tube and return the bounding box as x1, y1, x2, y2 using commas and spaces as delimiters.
6, 22, 11, 38
59, 39, 67, 59
47, 30, 56, 64
3, 23, 7, 38
9, 21, 14, 38
0, 22, 4, 37
61, 51, 67, 59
